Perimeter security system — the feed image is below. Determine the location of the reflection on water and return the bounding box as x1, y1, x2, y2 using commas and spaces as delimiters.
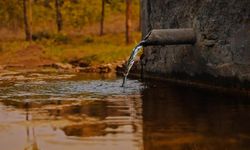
142, 83, 250, 150
0, 72, 143, 150
0, 72, 250, 150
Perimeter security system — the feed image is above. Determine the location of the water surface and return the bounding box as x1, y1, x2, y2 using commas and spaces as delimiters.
0, 71, 250, 150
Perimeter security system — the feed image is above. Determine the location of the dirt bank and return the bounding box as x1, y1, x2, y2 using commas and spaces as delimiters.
0, 43, 125, 73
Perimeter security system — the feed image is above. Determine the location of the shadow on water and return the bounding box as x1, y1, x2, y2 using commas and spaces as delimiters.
142, 82, 250, 150
0, 71, 250, 150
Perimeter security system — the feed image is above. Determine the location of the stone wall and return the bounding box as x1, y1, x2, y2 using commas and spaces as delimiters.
140, 0, 250, 87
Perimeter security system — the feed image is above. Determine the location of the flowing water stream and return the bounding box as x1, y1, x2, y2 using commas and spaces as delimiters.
122, 41, 145, 87
0, 71, 250, 150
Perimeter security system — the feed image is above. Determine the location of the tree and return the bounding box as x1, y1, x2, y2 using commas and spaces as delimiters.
125, 0, 132, 44
23, 0, 32, 41
44, 0, 51, 8
0, 0, 23, 29
100, 0, 105, 36
138, 0, 141, 31
55, 0, 63, 32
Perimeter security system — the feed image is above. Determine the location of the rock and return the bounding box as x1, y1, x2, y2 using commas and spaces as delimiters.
50, 63, 73, 70
79, 61, 90, 67
68, 58, 90, 67
75, 66, 95, 73
141, 0, 250, 85
76, 64, 112, 73
99, 64, 112, 73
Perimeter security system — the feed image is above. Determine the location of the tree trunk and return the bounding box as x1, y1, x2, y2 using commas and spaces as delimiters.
55, 0, 63, 32
125, 0, 132, 44
44, 0, 50, 8
100, 0, 105, 36
138, 0, 142, 32
23, 0, 32, 41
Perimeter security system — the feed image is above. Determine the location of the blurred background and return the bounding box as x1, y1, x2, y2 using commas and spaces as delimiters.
0, 0, 141, 68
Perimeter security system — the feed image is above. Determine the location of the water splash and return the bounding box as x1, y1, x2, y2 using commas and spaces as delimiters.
122, 41, 145, 87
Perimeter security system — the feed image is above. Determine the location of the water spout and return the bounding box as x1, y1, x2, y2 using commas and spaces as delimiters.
142, 28, 196, 46
122, 41, 144, 87
122, 28, 196, 87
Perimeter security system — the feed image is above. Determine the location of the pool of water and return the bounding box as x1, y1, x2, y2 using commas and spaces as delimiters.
0, 71, 250, 150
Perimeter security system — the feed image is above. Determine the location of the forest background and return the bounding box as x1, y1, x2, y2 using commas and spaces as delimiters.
0, 0, 140, 69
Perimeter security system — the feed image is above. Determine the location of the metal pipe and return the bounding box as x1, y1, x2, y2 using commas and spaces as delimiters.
142, 28, 196, 46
